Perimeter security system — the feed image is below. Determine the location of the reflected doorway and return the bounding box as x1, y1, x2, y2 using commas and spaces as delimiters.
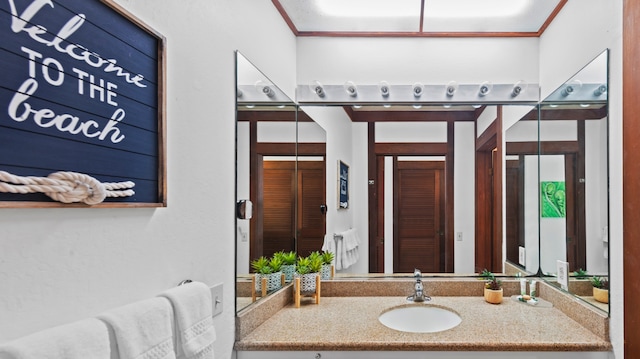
255, 158, 326, 260
393, 159, 445, 273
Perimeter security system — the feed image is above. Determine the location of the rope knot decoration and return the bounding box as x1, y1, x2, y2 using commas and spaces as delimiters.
0, 170, 135, 205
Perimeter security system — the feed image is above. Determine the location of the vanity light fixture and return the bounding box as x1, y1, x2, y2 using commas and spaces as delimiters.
446, 81, 458, 97
594, 84, 608, 96
561, 80, 582, 97
344, 81, 358, 97
309, 80, 326, 98
511, 81, 527, 97
378, 81, 390, 97
478, 81, 493, 96
255, 80, 275, 98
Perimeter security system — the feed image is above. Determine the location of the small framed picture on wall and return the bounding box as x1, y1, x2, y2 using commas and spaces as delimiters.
338, 160, 349, 209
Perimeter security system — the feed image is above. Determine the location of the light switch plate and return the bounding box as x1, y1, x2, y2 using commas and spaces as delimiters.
518, 246, 526, 266
557, 260, 569, 291
210, 283, 223, 317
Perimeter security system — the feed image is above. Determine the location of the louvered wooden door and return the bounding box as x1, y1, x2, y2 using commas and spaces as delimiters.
262, 161, 296, 258
296, 161, 326, 257
393, 160, 445, 273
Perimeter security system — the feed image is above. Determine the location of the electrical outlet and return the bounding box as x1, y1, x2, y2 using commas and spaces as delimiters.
210, 283, 223, 317
456, 232, 463, 242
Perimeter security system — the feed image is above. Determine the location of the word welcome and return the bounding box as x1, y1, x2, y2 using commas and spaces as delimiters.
8, 0, 147, 88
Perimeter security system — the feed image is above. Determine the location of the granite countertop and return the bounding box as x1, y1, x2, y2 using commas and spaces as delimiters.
235, 295, 611, 352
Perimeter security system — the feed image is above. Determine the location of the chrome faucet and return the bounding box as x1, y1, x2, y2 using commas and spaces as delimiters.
407, 268, 431, 302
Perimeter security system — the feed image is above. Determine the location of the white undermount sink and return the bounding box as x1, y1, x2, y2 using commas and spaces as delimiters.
378, 305, 462, 333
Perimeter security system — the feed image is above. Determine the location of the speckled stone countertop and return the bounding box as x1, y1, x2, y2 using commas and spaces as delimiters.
235, 295, 611, 352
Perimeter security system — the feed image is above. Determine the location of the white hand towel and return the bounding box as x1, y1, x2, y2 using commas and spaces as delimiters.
159, 282, 216, 359
321, 233, 339, 269
0, 317, 113, 359
341, 229, 360, 269
98, 297, 175, 359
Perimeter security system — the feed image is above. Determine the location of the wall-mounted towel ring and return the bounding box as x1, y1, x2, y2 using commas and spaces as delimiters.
177, 279, 192, 286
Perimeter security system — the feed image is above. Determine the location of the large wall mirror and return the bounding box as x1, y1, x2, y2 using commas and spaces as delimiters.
538, 50, 609, 313
235, 50, 610, 315
235, 52, 298, 312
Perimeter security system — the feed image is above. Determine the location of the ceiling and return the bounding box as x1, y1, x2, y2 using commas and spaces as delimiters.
273, 0, 567, 37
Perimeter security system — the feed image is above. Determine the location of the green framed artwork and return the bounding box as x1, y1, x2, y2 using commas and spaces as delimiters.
541, 181, 566, 218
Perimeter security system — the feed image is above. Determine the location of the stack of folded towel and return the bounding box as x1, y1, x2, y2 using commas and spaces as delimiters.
0, 281, 216, 359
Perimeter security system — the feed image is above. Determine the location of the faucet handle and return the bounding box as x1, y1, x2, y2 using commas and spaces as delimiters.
414, 268, 422, 278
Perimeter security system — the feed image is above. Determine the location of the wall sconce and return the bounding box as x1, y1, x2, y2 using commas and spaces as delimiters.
594, 84, 608, 96
446, 81, 458, 97
511, 81, 527, 97
561, 80, 582, 96
309, 80, 325, 98
478, 81, 492, 96
237, 88, 243, 98
378, 81, 390, 97
255, 80, 275, 98
412, 82, 424, 97
344, 81, 358, 97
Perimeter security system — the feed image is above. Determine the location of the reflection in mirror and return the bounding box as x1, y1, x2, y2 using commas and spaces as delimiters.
296, 110, 327, 257
539, 50, 609, 313
235, 52, 297, 312
504, 105, 540, 276
235, 49, 609, 316
302, 105, 515, 276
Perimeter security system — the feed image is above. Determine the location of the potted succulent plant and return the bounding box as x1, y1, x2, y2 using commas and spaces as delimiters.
483, 272, 503, 304
573, 268, 588, 279
590, 276, 609, 304
320, 251, 334, 279
295, 253, 323, 293
275, 251, 297, 282
250, 255, 283, 293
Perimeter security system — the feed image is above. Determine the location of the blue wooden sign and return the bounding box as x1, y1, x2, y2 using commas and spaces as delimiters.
0, 0, 165, 206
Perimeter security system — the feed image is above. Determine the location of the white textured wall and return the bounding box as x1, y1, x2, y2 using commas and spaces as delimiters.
454, 121, 476, 273
0, 3, 296, 359
297, 37, 539, 85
